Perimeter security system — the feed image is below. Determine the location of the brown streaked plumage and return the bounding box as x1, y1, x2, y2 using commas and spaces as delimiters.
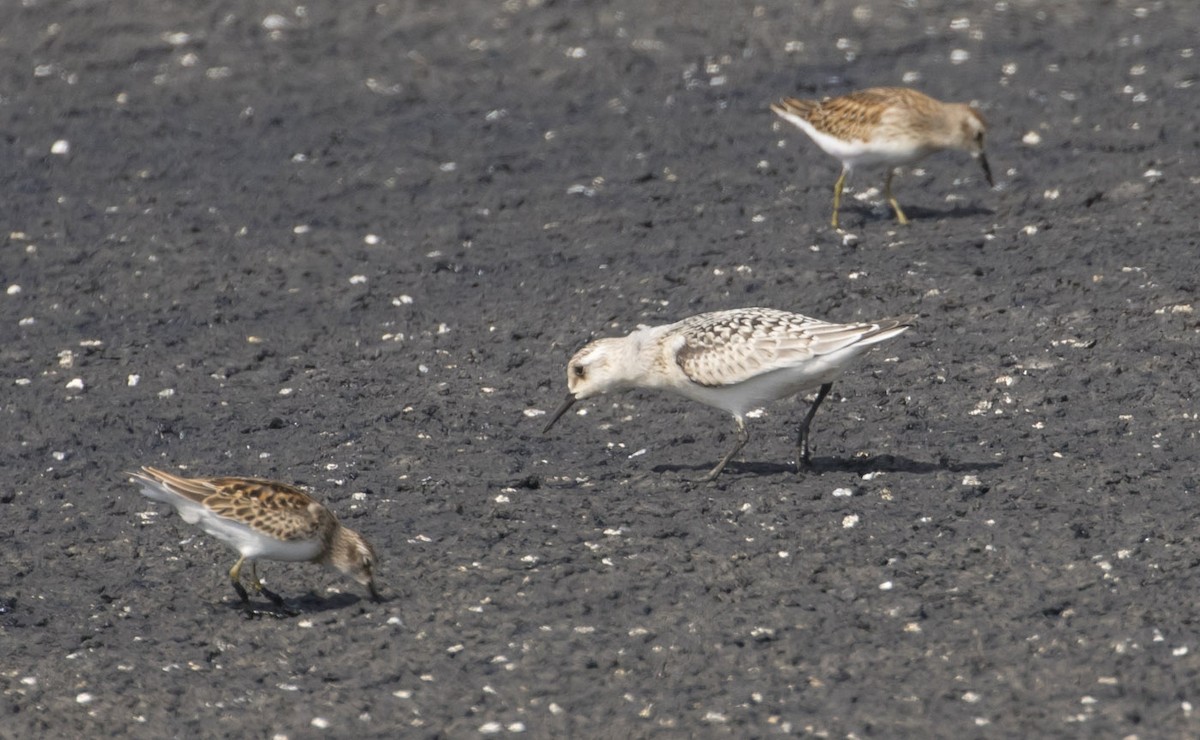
130, 466, 381, 608
544, 308, 916, 481
771, 87, 993, 227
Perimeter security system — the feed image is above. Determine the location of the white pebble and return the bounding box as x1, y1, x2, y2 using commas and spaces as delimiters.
479, 721, 502, 734
842, 514, 860, 528
127, 374, 140, 387
310, 718, 330, 729
831, 487, 853, 497
349, 275, 367, 285
6, 284, 20, 295
65, 377, 84, 390
51, 140, 70, 155
262, 14, 290, 30
363, 234, 380, 245
1022, 131, 1042, 146
76, 692, 93, 704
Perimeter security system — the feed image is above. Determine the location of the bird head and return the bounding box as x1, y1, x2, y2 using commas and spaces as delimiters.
332, 528, 382, 602
959, 106, 994, 186
543, 337, 634, 432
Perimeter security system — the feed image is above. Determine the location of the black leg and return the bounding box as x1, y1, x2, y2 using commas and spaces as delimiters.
259, 586, 287, 608
797, 383, 833, 470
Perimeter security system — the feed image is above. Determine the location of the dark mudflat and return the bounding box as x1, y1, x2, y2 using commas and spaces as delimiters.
2, 1, 1198, 736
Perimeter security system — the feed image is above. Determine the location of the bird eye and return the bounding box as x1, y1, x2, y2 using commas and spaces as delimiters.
573, 365, 586, 378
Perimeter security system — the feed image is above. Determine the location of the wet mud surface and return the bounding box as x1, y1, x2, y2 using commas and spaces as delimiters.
2, 0, 1199, 736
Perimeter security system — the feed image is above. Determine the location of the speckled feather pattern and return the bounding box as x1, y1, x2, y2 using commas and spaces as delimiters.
672, 308, 912, 388
773, 87, 980, 145
131, 466, 381, 602
135, 467, 333, 542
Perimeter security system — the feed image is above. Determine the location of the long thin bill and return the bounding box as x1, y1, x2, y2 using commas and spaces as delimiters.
978, 152, 995, 187
543, 394, 577, 433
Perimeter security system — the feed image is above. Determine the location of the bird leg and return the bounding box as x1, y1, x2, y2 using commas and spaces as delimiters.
796, 383, 833, 470
229, 557, 250, 603
831, 167, 848, 229
704, 417, 749, 482
249, 562, 287, 608
884, 169, 909, 225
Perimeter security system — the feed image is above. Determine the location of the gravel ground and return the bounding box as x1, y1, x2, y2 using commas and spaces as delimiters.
2, 0, 1199, 737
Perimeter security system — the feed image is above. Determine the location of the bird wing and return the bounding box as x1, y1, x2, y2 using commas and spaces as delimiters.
776, 88, 925, 141
135, 467, 326, 541
201, 477, 328, 542
673, 310, 909, 387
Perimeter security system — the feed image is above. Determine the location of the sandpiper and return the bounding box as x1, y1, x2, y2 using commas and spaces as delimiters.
771, 87, 993, 227
130, 466, 381, 607
544, 308, 915, 481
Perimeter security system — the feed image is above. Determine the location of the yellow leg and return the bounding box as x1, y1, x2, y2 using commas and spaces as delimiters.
884, 169, 909, 225
831, 168, 847, 229
229, 557, 250, 602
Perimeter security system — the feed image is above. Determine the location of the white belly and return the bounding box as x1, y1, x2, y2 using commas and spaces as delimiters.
196, 514, 324, 562
677, 356, 847, 419
784, 114, 932, 170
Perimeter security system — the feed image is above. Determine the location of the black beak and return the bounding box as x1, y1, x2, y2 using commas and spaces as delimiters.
978, 151, 994, 187
543, 394, 577, 433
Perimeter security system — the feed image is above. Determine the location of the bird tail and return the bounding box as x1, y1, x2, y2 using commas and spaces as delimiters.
863, 315, 918, 345
770, 97, 819, 120
128, 466, 211, 505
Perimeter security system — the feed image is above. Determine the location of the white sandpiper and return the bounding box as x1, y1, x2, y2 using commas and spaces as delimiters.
544, 308, 915, 481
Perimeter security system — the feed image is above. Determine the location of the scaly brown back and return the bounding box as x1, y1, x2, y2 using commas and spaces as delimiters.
774, 87, 943, 142
136, 466, 331, 542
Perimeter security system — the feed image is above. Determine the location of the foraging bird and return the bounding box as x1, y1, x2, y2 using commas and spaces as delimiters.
771, 87, 993, 227
130, 466, 381, 607
544, 308, 915, 481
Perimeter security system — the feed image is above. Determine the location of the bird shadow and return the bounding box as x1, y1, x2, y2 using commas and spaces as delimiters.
841, 201, 992, 226
220, 590, 373, 619
653, 454, 1002, 480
